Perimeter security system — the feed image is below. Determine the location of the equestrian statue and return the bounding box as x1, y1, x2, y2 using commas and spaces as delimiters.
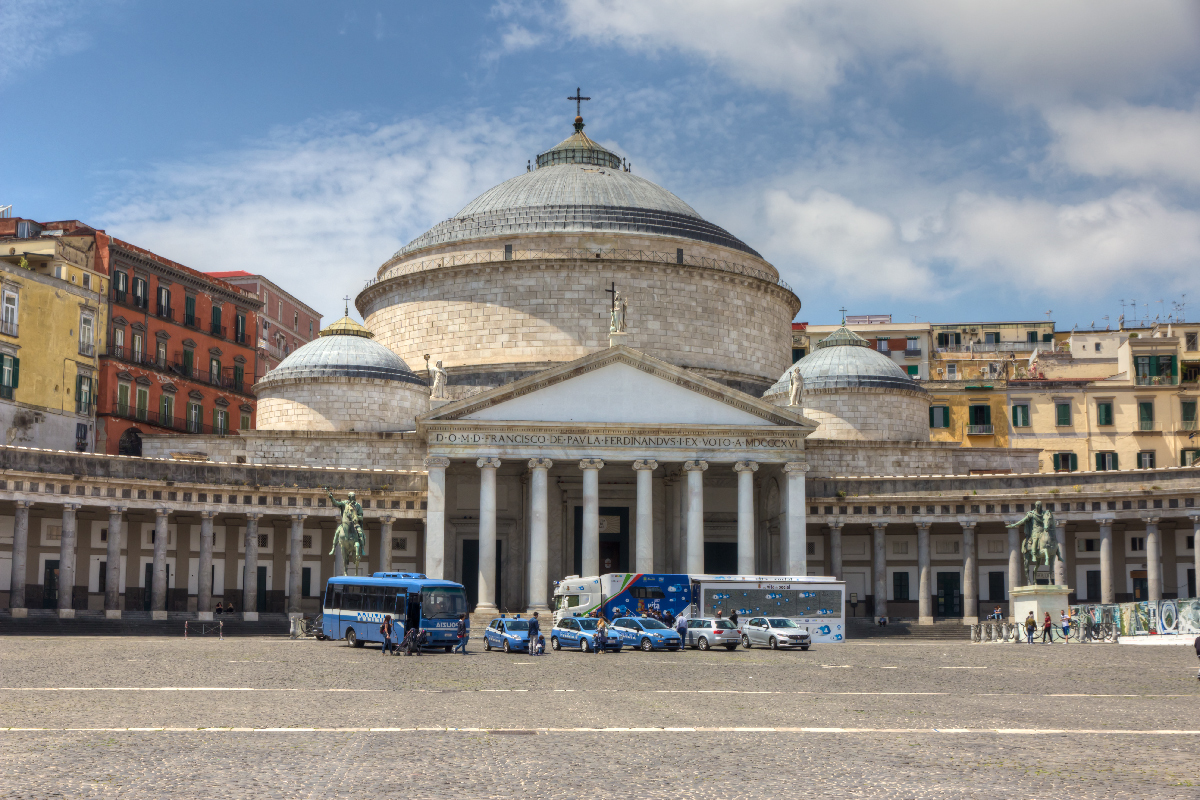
327, 487, 366, 575
1005, 500, 1063, 585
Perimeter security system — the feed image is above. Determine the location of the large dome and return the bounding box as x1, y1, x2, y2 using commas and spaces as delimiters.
389, 120, 760, 261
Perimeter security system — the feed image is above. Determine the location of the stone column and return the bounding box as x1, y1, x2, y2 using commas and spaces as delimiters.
1192, 514, 1200, 600
423, 456, 450, 579
527, 458, 553, 612
1007, 516, 1021, 605
683, 460, 707, 574
476, 457, 501, 612
733, 461, 758, 575
288, 513, 307, 615
1054, 525, 1069, 587
633, 460, 658, 574
56, 504, 80, 617
828, 521, 843, 580
1145, 516, 1162, 603
377, 516, 393, 575
961, 520, 977, 624
872, 521, 887, 622
9, 500, 32, 614
1097, 516, 1115, 604
105, 507, 125, 617
197, 510, 215, 617
783, 462, 809, 576
579, 458, 604, 577
916, 520, 932, 625
243, 513, 262, 620
150, 508, 170, 618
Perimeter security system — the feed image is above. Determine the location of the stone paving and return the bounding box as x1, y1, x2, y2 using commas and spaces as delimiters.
1, 635, 1198, 798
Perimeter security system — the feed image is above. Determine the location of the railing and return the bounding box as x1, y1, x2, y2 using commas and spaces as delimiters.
155, 303, 173, 321
966, 424, 994, 435
1136, 420, 1161, 432
75, 396, 96, 414
78, 341, 95, 357
936, 344, 964, 352
113, 289, 127, 305
210, 323, 226, 339
970, 621, 1120, 644
207, 369, 246, 392
367, 246, 795, 295
183, 313, 199, 329
262, 342, 287, 361
0, 319, 17, 337
234, 330, 248, 345
105, 345, 168, 371
0, 385, 12, 400
1181, 419, 1198, 431
1136, 375, 1178, 386
904, 348, 922, 357
969, 341, 1039, 353
104, 398, 238, 436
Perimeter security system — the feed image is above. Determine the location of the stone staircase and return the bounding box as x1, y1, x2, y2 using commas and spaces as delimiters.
846, 617, 971, 641
0, 608, 291, 637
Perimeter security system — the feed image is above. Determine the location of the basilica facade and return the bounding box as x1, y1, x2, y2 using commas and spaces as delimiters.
2, 115, 1198, 625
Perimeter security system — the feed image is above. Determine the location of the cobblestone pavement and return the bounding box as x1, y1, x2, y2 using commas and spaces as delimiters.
1, 636, 1198, 798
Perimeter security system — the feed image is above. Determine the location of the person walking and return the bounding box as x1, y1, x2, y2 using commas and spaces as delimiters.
454, 613, 468, 654
1060, 610, 1071, 643
1025, 612, 1037, 644
1194, 634, 1200, 680
594, 618, 608, 654
380, 615, 394, 655
1041, 612, 1053, 644
676, 613, 688, 648
528, 612, 542, 656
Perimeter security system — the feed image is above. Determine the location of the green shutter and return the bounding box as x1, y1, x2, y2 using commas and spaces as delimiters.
1053, 454, 1061, 471
929, 406, 935, 427
1095, 453, 1104, 471
11, 357, 18, 389
183, 349, 193, 376
1112, 453, 1118, 470
982, 405, 991, 425
1172, 355, 1178, 379
1139, 402, 1153, 423
75, 375, 82, 404
1069, 453, 1077, 471
1012, 406, 1019, 427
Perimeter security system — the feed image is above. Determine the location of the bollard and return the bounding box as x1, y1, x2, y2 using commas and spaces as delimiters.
184, 620, 188, 639
219, 620, 223, 641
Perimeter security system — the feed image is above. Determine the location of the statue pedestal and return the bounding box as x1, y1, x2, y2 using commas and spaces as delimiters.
1010, 584, 1071, 626
608, 331, 628, 348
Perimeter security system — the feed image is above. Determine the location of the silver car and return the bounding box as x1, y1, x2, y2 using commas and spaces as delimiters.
684, 617, 742, 650
741, 617, 811, 650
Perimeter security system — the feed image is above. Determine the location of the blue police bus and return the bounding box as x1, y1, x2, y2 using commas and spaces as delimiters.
322, 572, 470, 650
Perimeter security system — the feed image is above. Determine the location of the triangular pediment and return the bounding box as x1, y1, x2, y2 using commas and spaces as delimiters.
419, 346, 814, 429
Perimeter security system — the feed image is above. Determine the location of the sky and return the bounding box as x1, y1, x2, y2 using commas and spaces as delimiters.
3, 0, 1200, 330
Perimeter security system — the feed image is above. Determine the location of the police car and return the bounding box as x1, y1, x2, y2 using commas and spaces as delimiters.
551, 616, 622, 652
483, 616, 533, 653
609, 616, 683, 651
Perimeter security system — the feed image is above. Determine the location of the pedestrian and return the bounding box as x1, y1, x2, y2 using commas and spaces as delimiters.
595, 619, 608, 654
528, 612, 542, 656
380, 615, 393, 655
729, 610, 739, 625
1060, 610, 1071, 643
454, 613, 468, 654
214, 602, 223, 616
534, 634, 546, 655
1041, 612, 1053, 644
675, 613, 688, 648
664, 611, 675, 629
715, 609, 723, 620
1025, 612, 1037, 644
1194, 634, 1200, 680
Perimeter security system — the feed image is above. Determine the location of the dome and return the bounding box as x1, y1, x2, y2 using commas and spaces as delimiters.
389, 117, 761, 260
262, 316, 425, 386
765, 326, 926, 396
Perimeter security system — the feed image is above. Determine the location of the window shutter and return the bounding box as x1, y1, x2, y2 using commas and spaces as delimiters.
982, 405, 991, 425
1069, 453, 1077, 471
1095, 453, 1104, 471
1052, 454, 1061, 471
11, 357, 18, 389
929, 406, 935, 427
1112, 453, 1118, 470
1012, 406, 1019, 427
75, 375, 82, 403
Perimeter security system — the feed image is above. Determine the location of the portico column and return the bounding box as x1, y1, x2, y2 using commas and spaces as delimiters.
872, 521, 887, 622
632, 460, 657, 574
476, 457, 501, 612
289, 513, 307, 615
151, 508, 170, 617
377, 516, 393, 575
9, 500, 32, 612
243, 513, 262, 618
423, 456, 450, 579
197, 510, 215, 615
1145, 517, 1162, 603
1097, 516, 1115, 604
961, 520, 977, 624
1192, 514, 1200, 600
1007, 515, 1021, 606
917, 520, 932, 625
683, 460, 707, 574
579, 459, 605, 577
733, 461, 758, 575
783, 462, 808, 576
828, 521, 843, 580
527, 458, 553, 612
57, 504, 81, 617
105, 507, 125, 615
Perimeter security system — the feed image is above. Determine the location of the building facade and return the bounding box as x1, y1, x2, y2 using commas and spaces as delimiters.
206, 271, 322, 380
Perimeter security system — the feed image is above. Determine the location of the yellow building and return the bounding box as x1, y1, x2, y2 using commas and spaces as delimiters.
0, 220, 108, 451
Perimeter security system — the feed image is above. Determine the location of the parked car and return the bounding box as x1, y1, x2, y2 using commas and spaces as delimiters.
551, 616, 622, 652
741, 617, 811, 650
483, 617, 532, 653
684, 617, 741, 650
609, 616, 683, 651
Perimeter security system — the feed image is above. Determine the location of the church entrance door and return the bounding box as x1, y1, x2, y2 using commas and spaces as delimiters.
573, 507, 629, 576
936, 572, 961, 617
462, 539, 502, 612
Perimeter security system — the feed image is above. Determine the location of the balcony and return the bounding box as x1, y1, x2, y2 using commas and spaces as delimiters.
75, 395, 96, 414
207, 369, 246, 393
78, 341, 95, 357
155, 303, 174, 321
1180, 419, 1198, 431
104, 397, 237, 436
0, 385, 12, 400
210, 323, 226, 339
183, 313, 200, 329
1135, 375, 1178, 386
113, 289, 127, 305
234, 330, 249, 345
1136, 421, 1162, 432
966, 424, 995, 435
904, 348, 922, 357
104, 345, 167, 371
0, 319, 17, 337
969, 341, 1038, 353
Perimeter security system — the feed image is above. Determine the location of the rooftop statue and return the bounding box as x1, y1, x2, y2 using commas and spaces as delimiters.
610, 290, 628, 334
788, 368, 803, 407
430, 359, 449, 399
1006, 500, 1063, 585
327, 488, 366, 575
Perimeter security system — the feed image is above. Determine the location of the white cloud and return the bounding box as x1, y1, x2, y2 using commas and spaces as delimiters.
553, 0, 1200, 105
1046, 104, 1200, 185
98, 113, 535, 321
0, 0, 94, 84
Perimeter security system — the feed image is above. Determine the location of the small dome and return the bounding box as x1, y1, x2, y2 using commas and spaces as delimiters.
765, 326, 926, 396
262, 317, 425, 386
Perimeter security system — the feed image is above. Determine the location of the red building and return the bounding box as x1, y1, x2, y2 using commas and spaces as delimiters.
206, 271, 322, 379
98, 240, 263, 455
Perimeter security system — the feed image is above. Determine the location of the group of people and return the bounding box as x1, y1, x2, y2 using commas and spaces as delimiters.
1023, 610, 1073, 643
375, 615, 464, 656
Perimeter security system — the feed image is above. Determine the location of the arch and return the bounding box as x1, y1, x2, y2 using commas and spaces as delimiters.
118, 427, 142, 456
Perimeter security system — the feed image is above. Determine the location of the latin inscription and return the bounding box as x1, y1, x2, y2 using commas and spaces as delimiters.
432, 432, 798, 449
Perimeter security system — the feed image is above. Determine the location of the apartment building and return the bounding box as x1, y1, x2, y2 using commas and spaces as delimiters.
207, 271, 321, 379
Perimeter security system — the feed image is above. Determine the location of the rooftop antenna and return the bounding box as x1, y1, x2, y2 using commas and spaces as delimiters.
1044, 309, 1053, 322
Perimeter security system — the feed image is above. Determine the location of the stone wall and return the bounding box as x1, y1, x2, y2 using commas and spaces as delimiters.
141, 430, 427, 471
254, 376, 428, 433
805, 439, 1041, 477
796, 387, 930, 442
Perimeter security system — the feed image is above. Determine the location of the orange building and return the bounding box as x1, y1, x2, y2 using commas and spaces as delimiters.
98, 240, 262, 455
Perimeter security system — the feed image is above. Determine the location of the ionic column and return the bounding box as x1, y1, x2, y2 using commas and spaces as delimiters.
733, 461, 758, 575
783, 462, 809, 576
1054, 524, 1069, 587
1097, 516, 1115, 604
1192, 514, 1200, 601
150, 508, 170, 616
243, 512, 262, 617
9, 500, 32, 612
57, 504, 81, 616
872, 521, 887, 622
423, 456, 450, 579
377, 516, 393, 575
105, 507, 125, 615
527, 458, 553, 612
476, 457, 501, 612
289, 513, 307, 615
579, 458, 604, 576
961, 520, 977, 624
1145, 517, 1162, 603
1007, 516, 1021, 603
683, 460, 707, 574
917, 520, 932, 625
197, 510, 215, 615
828, 521, 843, 580
633, 460, 658, 574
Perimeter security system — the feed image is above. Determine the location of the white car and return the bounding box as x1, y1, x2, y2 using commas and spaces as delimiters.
741, 616, 811, 650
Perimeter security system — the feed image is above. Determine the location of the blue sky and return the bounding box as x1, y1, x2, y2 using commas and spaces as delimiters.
4, 1, 1200, 330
